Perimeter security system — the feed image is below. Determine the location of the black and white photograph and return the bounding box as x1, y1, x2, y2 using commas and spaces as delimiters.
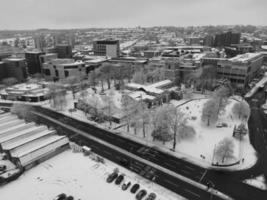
0, 0, 267, 199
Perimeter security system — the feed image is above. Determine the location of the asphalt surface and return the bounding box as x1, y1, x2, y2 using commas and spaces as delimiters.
1, 102, 267, 199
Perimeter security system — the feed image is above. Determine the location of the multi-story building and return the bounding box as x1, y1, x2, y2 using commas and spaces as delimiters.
2, 58, 28, 82
34, 34, 46, 51
42, 59, 85, 81
39, 53, 58, 65
25, 51, 45, 75
55, 44, 72, 58
93, 40, 120, 58
0, 62, 7, 81
214, 31, 241, 47
203, 35, 214, 47
217, 53, 263, 88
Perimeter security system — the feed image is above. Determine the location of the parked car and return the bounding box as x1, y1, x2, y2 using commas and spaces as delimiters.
0, 165, 6, 171
122, 181, 131, 191
65, 196, 74, 200
106, 171, 119, 183
145, 192, 156, 200
130, 183, 140, 194
54, 193, 67, 200
136, 189, 147, 200
115, 174, 125, 185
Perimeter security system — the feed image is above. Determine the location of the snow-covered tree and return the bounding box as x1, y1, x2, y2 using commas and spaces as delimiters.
232, 100, 251, 120
214, 138, 235, 164
177, 124, 196, 141
201, 98, 220, 126
151, 105, 174, 144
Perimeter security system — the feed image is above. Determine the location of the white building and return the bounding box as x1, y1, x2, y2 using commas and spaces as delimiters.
42, 59, 86, 81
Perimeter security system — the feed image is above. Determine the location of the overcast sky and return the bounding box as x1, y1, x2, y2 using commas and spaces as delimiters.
0, 0, 266, 30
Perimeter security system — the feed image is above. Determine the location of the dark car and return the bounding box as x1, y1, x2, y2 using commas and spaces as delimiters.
145, 193, 156, 200
0, 165, 6, 171
66, 196, 74, 200
122, 181, 131, 191
136, 189, 147, 200
55, 193, 67, 200
106, 171, 119, 183
115, 174, 125, 185
130, 183, 140, 194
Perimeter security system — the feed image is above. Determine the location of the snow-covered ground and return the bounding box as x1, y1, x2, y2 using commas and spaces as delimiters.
41, 89, 257, 170
172, 98, 257, 169
0, 149, 185, 200
243, 175, 267, 190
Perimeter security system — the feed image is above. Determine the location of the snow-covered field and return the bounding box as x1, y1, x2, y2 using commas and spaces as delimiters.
171, 98, 257, 169
0, 149, 184, 200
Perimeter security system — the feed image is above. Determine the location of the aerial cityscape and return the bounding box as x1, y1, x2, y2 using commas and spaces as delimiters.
0, 0, 267, 200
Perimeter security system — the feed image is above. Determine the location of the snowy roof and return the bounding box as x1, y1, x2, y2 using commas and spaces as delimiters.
0, 119, 24, 130
149, 80, 172, 88
128, 91, 155, 101
11, 135, 67, 158
0, 126, 45, 144
0, 123, 35, 137
2, 130, 56, 151
229, 53, 262, 63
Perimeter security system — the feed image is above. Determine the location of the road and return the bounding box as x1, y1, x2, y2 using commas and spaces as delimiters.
1, 102, 267, 199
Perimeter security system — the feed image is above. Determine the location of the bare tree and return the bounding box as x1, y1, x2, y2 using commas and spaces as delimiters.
11, 103, 35, 122
47, 83, 67, 111
214, 86, 231, 114
98, 63, 113, 89
121, 94, 137, 132
232, 100, 251, 120
158, 105, 187, 150
201, 98, 220, 126
214, 137, 235, 164
101, 90, 116, 126
63, 76, 80, 99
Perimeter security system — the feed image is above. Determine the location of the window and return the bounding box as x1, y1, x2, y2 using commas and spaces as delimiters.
55, 70, 59, 77
44, 69, 51, 76
64, 70, 69, 77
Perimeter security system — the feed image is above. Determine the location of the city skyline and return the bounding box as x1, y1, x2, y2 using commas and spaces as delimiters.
1, 0, 267, 30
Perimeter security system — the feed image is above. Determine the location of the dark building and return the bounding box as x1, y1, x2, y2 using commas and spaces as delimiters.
93, 40, 120, 58
214, 31, 241, 47
203, 35, 214, 47
0, 62, 7, 81
2, 58, 28, 82
25, 51, 45, 75
55, 44, 72, 58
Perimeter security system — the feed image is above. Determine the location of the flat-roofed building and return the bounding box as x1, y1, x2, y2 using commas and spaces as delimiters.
0, 83, 50, 102
25, 50, 45, 75
55, 44, 72, 58
10, 135, 68, 168
42, 58, 85, 81
93, 40, 120, 58
2, 57, 28, 82
217, 53, 263, 88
